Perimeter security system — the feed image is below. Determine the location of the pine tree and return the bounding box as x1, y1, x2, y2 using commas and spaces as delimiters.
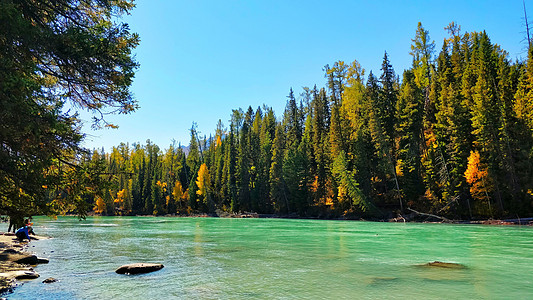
281, 89, 307, 213
470, 32, 503, 212
431, 28, 474, 217
186, 124, 201, 210
340, 59, 374, 209
270, 124, 288, 213
225, 126, 238, 212
236, 107, 253, 212
326, 62, 349, 158
366, 72, 402, 210
515, 48, 533, 135
133, 149, 145, 214
332, 151, 370, 213
378, 52, 399, 146
258, 107, 276, 212
410, 22, 436, 95
249, 108, 262, 211
311, 87, 330, 206
211, 120, 226, 209
397, 70, 425, 208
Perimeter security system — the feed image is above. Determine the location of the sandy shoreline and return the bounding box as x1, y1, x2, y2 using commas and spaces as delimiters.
0, 232, 50, 296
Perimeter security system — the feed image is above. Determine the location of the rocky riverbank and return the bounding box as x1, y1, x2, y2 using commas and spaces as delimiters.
0, 233, 49, 296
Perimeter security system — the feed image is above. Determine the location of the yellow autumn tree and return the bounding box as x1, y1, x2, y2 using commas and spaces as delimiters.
216, 135, 222, 149
464, 151, 493, 214
196, 163, 211, 203
172, 181, 183, 199
156, 181, 167, 192
114, 189, 125, 205
182, 188, 190, 214
172, 181, 183, 210
94, 196, 106, 214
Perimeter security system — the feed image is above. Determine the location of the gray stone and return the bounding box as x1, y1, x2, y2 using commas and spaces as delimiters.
1, 270, 40, 280
15, 271, 39, 280
13, 255, 39, 265
115, 263, 164, 275
36, 258, 49, 264
42, 277, 57, 283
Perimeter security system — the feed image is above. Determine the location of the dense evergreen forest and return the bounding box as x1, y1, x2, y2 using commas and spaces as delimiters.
79, 22, 533, 220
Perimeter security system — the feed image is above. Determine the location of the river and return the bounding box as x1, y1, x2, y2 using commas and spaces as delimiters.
8, 217, 533, 299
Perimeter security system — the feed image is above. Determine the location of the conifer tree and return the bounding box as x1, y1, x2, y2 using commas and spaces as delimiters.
270, 124, 288, 213
410, 22, 436, 98
340, 59, 374, 207
311, 88, 330, 206
396, 70, 425, 207
378, 52, 399, 146
258, 107, 276, 212
225, 126, 238, 212
366, 72, 402, 210
332, 151, 370, 213
249, 108, 263, 211
469, 32, 504, 211
236, 107, 253, 212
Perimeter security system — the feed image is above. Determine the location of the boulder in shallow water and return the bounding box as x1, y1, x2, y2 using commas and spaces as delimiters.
0, 249, 49, 265
13, 255, 47, 265
36, 258, 49, 264
115, 263, 164, 275
1, 270, 40, 280
423, 261, 466, 269
42, 277, 57, 283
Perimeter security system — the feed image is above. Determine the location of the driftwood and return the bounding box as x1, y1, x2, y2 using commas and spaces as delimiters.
407, 208, 452, 223
471, 218, 533, 225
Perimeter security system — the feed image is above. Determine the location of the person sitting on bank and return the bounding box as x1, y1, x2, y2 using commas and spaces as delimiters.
15, 225, 32, 242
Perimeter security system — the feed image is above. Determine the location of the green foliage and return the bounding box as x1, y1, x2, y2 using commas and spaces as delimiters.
0, 0, 138, 220
410, 22, 436, 89
332, 151, 370, 213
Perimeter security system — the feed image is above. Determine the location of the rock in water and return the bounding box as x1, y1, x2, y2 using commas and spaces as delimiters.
423, 261, 466, 269
4, 270, 40, 280
42, 277, 57, 283
36, 258, 49, 264
0, 249, 49, 265
115, 263, 164, 275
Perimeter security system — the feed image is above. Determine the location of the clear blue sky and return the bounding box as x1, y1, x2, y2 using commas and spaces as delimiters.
82, 0, 530, 151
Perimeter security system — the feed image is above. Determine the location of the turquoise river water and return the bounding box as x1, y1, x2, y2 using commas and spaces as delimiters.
7, 216, 533, 299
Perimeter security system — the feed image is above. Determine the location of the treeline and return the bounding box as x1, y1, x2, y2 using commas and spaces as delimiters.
80, 23, 533, 219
